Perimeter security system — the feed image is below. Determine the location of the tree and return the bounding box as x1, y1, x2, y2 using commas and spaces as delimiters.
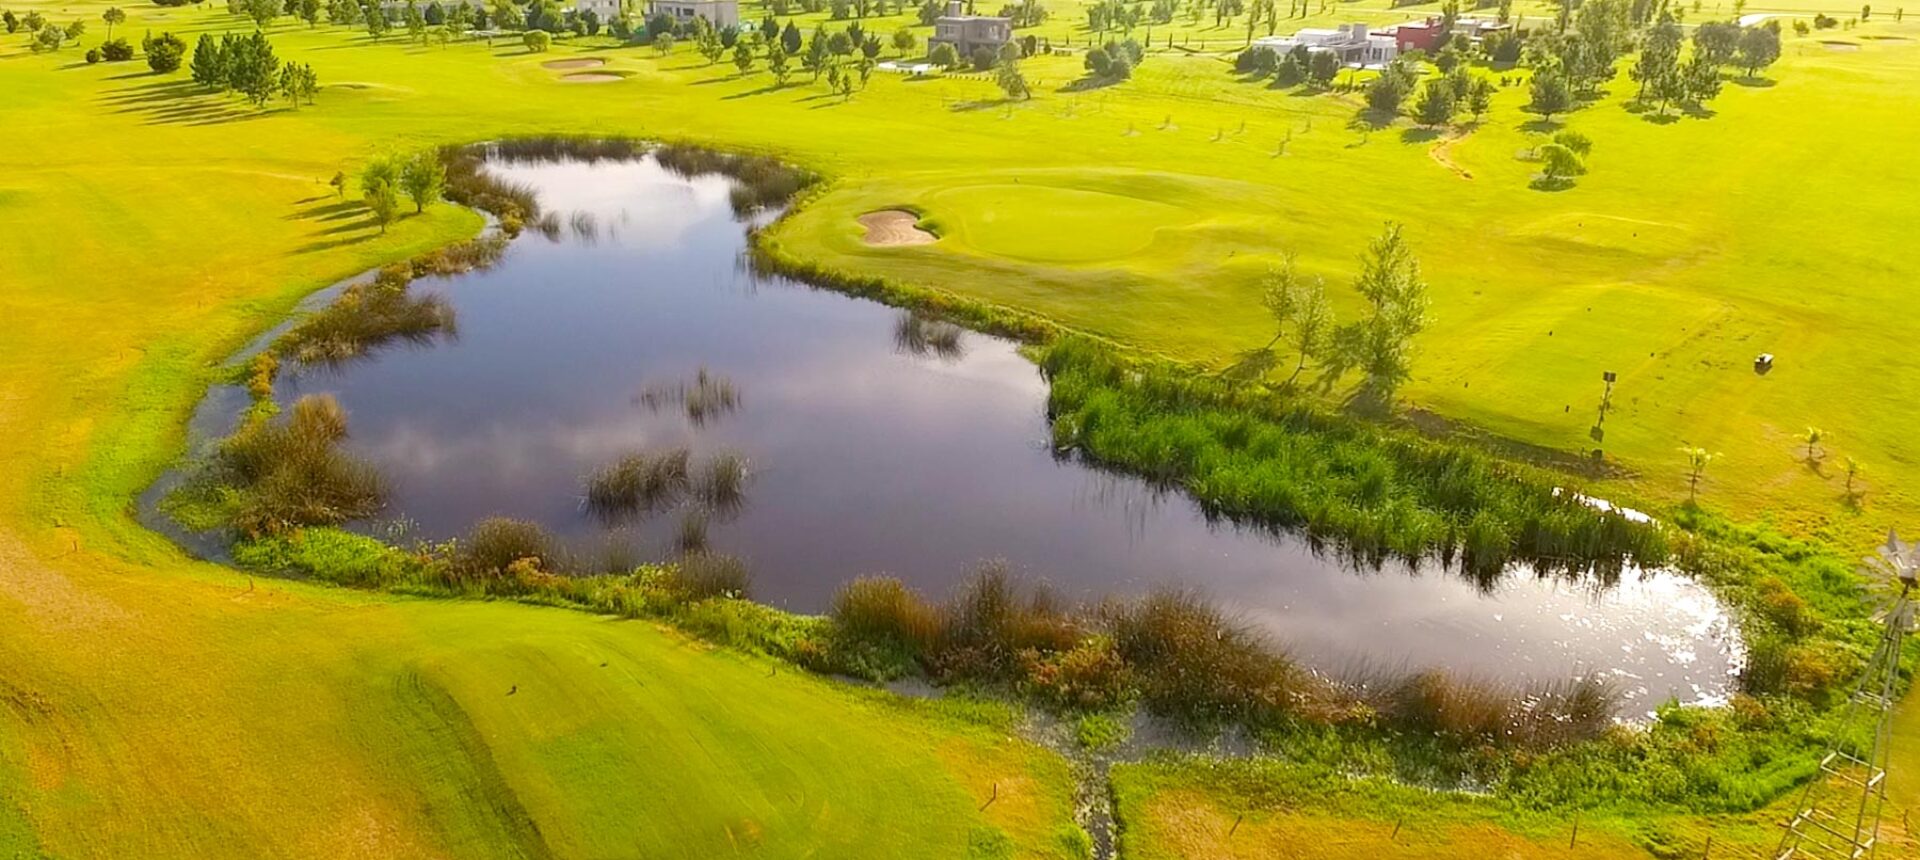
1692, 20, 1740, 67
927, 41, 961, 69
1083, 45, 1111, 77
144, 31, 187, 71
228, 31, 280, 106
1325, 224, 1429, 402
423, 0, 443, 23
1802, 426, 1825, 462
804, 27, 829, 76
781, 20, 801, 53
1527, 67, 1573, 120
1413, 78, 1456, 125
1736, 25, 1779, 77
403, 2, 426, 41
1680, 446, 1717, 500
1466, 76, 1494, 119
32, 25, 64, 52
296, 0, 320, 26
2, 11, 17, 34
361, 157, 401, 232
1536, 141, 1586, 185
1365, 66, 1412, 114
732, 38, 754, 73
826, 28, 853, 55
190, 34, 227, 89
891, 25, 914, 53
101, 37, 134, 60
400, 151, 444, 213
767, 43, 791, 82
1630, 15, 1681, 103
244, 0, 279, 27
102, 6, 125, 40
330, 170, 347, 198
290, 61, 318, 104
994, 54, 1028, 98
969, 44, 995, 70
699, 26, 724, 62
365, 3, 390, 38
522, 28, 549, 51
1683, 53, 1720, 104
1307, 49, 1338, 88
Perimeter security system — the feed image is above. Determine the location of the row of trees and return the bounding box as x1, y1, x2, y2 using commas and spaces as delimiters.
359, 151, 445, 232
189, 31, 318, 108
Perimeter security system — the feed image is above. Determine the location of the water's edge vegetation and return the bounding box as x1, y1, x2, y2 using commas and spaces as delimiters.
155, 137, 1894, 824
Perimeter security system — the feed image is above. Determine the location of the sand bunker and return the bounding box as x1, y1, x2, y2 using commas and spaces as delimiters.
1820, 40, 1860, 51
543, 57, 607, 70
561, 72, 623, 83
858, 210, 936, 247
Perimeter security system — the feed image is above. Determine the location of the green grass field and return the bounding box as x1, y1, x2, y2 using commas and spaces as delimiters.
3, 0, 1919, 855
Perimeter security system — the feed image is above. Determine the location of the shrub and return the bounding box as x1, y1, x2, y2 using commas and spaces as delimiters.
970, 44, 995, 70
216, 394, 386, 535
1022, 636, 1133, 712
100, 37, 133, 60
1105, 588, 1303, 726
276, 271, 454, 365
454, 517, 556, 580
1234, 45, 1276, 76
144, 31, 186, 72
932, 564, 1082, 682
85, 47, 102, 63
665, 551, 751, 600
830, 576, 942, 658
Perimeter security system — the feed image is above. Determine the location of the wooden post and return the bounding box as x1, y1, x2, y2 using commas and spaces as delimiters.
1391, 817, 1403, 842
1569, 815, 1579, 849
1701, 836, 1711, 859
979, 782, 998, 811
1228, 813, 1244, 838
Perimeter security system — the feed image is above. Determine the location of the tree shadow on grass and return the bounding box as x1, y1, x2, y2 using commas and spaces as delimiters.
1519, 117, 1563, 134
294, 217, 387, 254
283, 200, 360, 221
1528, 175, 1577, 192
1056, 75, 1121, 93
1399, 126, 1441, 143
719, 81, 793, 99
1349, 107, 1396, 132
1733, 75, 1776, 88
950, 97, 1016, 111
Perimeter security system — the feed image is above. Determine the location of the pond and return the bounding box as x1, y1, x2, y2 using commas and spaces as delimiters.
218, 155, 1743, 710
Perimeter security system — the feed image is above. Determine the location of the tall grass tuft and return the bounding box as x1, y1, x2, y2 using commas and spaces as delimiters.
651, 143, 816, 214
673, 509, 709, 555
583, 450, 692, 523
829, 576, 943, 659
453, 517, 556, 580
216, 394, 386, 535
637, 367, 741, 426
931, 563, 1084, 682
276, 269, 455, 366
694, 451, 750, 517
892, 310, 967, 361
1371, 670, 1618, 749
1104, 588, 1306, 727
665, 551, 751, 600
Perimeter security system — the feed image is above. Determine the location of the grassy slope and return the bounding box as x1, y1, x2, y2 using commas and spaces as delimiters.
1, 0, 1916, 856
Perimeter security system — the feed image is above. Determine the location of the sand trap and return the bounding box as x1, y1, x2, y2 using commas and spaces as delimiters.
543, 57, 606, 70
1820, 40, 1861, 51
858, 210, 936, 246
561, 72, 623, 83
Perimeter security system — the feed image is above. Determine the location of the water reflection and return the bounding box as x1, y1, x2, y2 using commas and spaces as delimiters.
270, 156, 1741, 709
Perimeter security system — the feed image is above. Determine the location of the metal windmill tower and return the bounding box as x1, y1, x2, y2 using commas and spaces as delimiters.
1775, 530, 1917, 860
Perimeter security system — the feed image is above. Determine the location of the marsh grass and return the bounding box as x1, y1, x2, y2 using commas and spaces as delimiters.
439, 143, 542, 234
652, 143, 817, 214
584, 449, 692, 523
275, 268, 456, 366
1038, 336, 1670, 578
215, 394, 386, 535
665, 551, 751, 599
893, 310, 967, 361
636, 367, 741, 426
693, 450, 750, 517
452, 516, 557, 580
1359, 669, 1618, 748
673, 509, 709, 554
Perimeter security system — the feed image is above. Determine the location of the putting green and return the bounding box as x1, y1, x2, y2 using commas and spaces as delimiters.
922, 182, 1198, 263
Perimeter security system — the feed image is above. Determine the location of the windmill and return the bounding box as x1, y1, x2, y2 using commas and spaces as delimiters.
1774, 529, 1917, 860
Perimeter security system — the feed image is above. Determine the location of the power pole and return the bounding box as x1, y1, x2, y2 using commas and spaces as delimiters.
1774, 530, 1916, 860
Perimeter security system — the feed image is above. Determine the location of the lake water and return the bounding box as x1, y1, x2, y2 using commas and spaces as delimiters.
263, 156, 1741, 710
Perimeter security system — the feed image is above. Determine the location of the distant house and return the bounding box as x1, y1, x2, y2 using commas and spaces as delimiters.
577, 0, 622, 19
1254, 22, 1397, 67
929, 1, 1011, 58
1389, 15, 1511, 53
648, 0, 738, 27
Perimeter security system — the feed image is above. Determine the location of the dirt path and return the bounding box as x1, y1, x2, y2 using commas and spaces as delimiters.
1428, 126, 1476, 180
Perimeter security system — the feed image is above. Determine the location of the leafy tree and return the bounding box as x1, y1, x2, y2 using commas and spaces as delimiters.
244, 0, 279, 27
767, 42, 791, 81
1307, 49, 1338, 88
361, 156, 401, 232
1526, 66, 1573, 119
1365, 67, 1411, 113
928, 40, 958, 67
654, 30, 674, 54
1682, 52, 1720, 103
31, 24, 64, 51
891, 25, 913, 53
423, 0, 443, 23
994, 54, 1028, 98
1083, 44, 1111, 76
330, 170, 347, 198
1251, 256, 1336, 387
826, 28, 852, 55
101, 37, 134, 60
1692, 19, 1740, 67
2, 11, 17, 34
102, 6, 125, 40
144, 31, 187, 70
1536, 141, 1586, 185
1680, 446, 1717, 500
22, 9, 42, 32
1735, 25, 1779, 77
365, 2, 390, 38
403, 1, 426, 41
1466, 76, 1495, 119
1630, 14, 1681, 103
781, 20, 801, 53
758, 16, 777, 43
732, 38, 754, 73
63, 19, 85, 39
190, 33, 228, 87
1552, 128, 1591, 156
969, 44, 994, 69
522, 28, 548, 50
400, 151, 444, 213
698, 26, 724, 62
1801, 426, 1825, 461
296, 0, 320, 26
1413, 78, 1456, 125
228, 31, 280, 106
1325, 224, 1429, 402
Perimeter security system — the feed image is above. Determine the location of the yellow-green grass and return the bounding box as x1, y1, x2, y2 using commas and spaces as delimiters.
2, 0, 1918, 854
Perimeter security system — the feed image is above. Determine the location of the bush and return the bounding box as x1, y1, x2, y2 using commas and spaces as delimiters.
932, 564, 1082, 682
1106, 588, 1303, 727
100, 37, 133, 60
969, 44, 996, 70
928, 40, 958, 67
216, 395, 386, 535
1022, 636, 1132, 711
454, 517, 556, 580
85, 47, 102, 63
665, 552, 751, 600
275, 269, 455, 365
144, 31, 187, 72
1233, 45, 1276, 76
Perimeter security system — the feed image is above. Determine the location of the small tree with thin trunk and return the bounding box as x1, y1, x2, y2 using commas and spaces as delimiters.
1681, 446, 1716, 501
102, 6, 125, 40
400, 151, 445, 214
1802, 427, 1824, 462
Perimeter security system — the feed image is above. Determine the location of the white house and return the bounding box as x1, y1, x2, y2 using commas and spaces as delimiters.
576, 0, 622, 20
928, 1, 1011, 57
1254, 22, 1398, 67
647, 0, 739, 27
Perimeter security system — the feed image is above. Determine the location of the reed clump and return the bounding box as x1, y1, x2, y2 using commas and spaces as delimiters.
1366, 670, 1618, 748
1037, 336, 1670, 578
215, 394, 386, 536
636, 367, 740, 426
652, 143, 816, 214
276, 269, 455, 366
893, 310, 967, 360
584, 449, 693, 523
453, 516, 557, 581
664, 551, 751, 600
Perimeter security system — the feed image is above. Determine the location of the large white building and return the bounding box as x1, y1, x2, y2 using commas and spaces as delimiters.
1254, 22, 1398, 68
647, 0, 739, 27
576, 0, 622, 19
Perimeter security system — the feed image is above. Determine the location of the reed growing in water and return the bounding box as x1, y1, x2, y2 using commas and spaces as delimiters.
584, 449, 693, 523
1037, 336, 1669, 578
636, 367, 740, 426
652, 143, 816, 214
275, 267, 455, 366
214, 394, 386, 536
892, 310, 967, 360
